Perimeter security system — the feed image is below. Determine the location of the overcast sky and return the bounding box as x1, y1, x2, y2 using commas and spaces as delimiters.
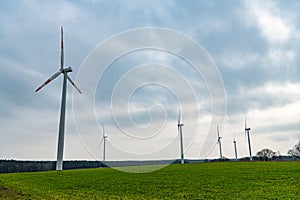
1, 0, 300, 161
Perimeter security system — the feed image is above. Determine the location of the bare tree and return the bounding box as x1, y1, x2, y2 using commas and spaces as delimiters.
256, 149, 277, 161
287, 142, 300, 159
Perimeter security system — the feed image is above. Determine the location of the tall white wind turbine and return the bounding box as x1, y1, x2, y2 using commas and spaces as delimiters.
102, 124, 108, 161
245, 118, 252, 161
177, 109, 184, 164
217, 126, 222, 159
35, 27, 81, 170
233, 136, 238, 161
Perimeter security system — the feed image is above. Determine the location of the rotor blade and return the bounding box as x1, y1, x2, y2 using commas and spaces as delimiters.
61, 27, 64, 70
35, 71, 61, 92
102, 124, 105, 138
98, 124, 105, 147
243, 117, 247, 140
98, 137, 104, 147
217, 125, 220, 139
178, 109, 181, 124
66, 74, 82, 94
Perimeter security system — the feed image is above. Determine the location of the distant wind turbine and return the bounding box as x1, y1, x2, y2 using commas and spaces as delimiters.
35, 27, 81, 170
233, 136, 238, 161
102, 124, 108, 161
217, 126, 223, 159
177, 109, 184, 164
244, 118, 252, 161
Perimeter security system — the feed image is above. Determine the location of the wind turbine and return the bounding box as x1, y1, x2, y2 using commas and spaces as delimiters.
35, 27, 81, 170
245, 118, 252, 161
102, 124, 108, 161
217, 126, 223, 159
177, 109, 184, 164
233, 136, 238, 161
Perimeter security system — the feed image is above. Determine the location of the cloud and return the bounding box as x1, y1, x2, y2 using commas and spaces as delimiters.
1, 0, 300, 161
245, 0, 292, 45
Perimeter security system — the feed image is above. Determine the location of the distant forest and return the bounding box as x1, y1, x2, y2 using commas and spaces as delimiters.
1, 156, 298, 173
0, 160, 106, 173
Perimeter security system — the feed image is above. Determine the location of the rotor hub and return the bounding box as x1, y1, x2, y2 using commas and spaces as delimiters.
62, 67, 73, 73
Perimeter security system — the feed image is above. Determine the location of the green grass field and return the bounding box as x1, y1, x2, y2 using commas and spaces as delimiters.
0, 162, 299, 199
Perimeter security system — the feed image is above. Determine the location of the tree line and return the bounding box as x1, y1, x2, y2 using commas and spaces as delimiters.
255, 141, 300, 161
0, 160, 107, 173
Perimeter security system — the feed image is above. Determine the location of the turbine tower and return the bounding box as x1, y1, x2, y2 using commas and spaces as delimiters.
233, 136, 238, 161
245, 118, 252, 161
35, 27, 81, 170
217, 126, 223, 159
102, 124, 108, 161
177, 109, 184, 164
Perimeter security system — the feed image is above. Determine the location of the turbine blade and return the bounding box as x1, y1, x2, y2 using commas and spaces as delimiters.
102, 124, 105, 138
177, 109, 181, 136
35, 71, 61, 92
66, 74, 82, 94
244, 117, 247, 138
98, 124, 106, 147
61, 27, 64, 70
98, 137, 104, 147
217, 125, 220, 139
178, 109, 183, 125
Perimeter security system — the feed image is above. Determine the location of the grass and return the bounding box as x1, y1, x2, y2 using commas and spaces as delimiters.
0, 162, 299, 199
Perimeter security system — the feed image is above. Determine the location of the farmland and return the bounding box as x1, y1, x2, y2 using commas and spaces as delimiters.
0, 162, 299, 199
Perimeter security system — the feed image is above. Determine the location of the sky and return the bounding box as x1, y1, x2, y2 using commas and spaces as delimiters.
1, 0, 300, 161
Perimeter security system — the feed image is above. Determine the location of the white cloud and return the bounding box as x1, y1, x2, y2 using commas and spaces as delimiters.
218, 51, 259, 70
245, 0, 291, 45
268, 48, 296, 66
242, 0, 299, 71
